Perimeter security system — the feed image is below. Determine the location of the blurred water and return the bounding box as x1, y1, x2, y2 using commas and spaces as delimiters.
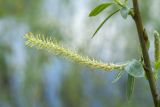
43, 58, 63, 107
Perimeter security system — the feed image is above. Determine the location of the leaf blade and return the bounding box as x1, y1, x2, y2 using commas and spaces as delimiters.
112, 71, 125, 83
124, 59, 145, 77
89, 3, 114, 17
127, 74, 135, 101
92, 9, 120, 38
120, 6, 129, 19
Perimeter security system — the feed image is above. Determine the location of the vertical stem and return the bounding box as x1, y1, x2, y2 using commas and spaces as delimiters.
132, 0, 159, 106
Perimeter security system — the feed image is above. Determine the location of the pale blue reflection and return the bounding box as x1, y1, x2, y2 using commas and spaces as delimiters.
43, 58, 65, 107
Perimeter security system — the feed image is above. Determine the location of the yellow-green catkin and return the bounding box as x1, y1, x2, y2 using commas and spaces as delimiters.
24, 32, 127, 71
154, 31, 160, 61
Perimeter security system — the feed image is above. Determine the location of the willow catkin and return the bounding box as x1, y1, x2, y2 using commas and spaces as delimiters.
24, 32, 127, 71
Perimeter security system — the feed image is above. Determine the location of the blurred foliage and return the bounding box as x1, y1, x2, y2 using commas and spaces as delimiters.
0, 0, 41, 18
0, 42, 12, 105
60, 65, 85, 107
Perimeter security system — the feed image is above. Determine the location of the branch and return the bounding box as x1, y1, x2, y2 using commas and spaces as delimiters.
132, 0, 159, 106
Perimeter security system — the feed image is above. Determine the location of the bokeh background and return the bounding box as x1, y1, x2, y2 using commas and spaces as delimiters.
0, 0, 160, 107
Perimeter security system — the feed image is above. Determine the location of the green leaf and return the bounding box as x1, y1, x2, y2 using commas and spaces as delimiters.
112, 71, 125, 83
114, 0, 120, 2
127, 74, 135, 100
124, 59, 145, 77
124, 0, 128, 4
154, 61, 160, 80
92, 9, 120, 38
89, 3, 114, 17
114, 0, 124, 7
155, 61, 160, 70
120, 6, 130, 19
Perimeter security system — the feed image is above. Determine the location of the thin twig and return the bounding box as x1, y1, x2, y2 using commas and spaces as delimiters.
132, 0, 159, 106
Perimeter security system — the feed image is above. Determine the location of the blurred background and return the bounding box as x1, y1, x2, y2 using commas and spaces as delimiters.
0, 0, 160, 107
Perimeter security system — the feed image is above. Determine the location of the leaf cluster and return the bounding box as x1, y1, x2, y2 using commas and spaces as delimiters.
89, 0, 133, 37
